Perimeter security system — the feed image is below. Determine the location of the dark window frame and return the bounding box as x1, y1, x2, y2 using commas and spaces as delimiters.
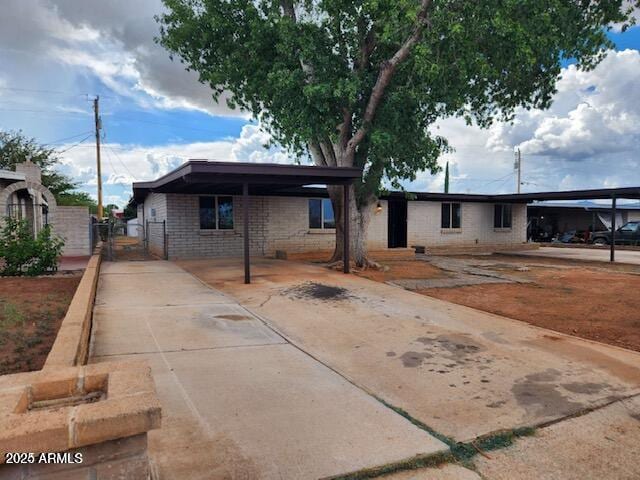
199, 195, 234, 230
494, 204, 513, 229
308, 198, 336, 230
441, 202, 461, 229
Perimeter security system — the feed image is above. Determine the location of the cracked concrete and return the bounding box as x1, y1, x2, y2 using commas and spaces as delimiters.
90, 261, 447, 480
389, 256, 533, 290
180, 258, 640, 444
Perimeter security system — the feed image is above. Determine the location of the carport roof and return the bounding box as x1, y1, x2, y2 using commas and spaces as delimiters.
132, 161, 640, 204
132, 160, 362, 202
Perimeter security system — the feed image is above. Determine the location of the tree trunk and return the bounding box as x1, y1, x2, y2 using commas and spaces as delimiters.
327, 184, 374, 268
310, 141, 374, 268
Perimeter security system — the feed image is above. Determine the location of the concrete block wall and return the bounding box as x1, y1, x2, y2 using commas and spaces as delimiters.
163, 194, 387, 259
407, 202, 527, 247
154, 193, 527, 259
55, 206, 91, 256
143, 193, 167, 257
165, 194, 266, 259
262, 196, 335, 255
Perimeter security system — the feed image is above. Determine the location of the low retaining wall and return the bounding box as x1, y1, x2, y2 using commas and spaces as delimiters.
0, 248, 162, 479
44, 253, 101, 368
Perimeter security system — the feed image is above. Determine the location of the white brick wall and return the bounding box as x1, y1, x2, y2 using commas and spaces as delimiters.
407, 202, 527, 246
147, 193, 527, 259
54, 206, 91, 256
143, 193, 168, 257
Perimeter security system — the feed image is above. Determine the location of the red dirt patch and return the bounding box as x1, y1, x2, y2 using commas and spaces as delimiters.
357, 260, 444, 283
0, 274, 81, 375
421, 266, 640, 352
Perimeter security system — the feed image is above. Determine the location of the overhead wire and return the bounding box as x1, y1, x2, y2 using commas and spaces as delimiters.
56, 133, 93, 154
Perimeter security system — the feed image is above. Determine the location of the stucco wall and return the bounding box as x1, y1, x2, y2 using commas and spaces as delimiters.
55, 206, 91, 256
407, 202, 527, 247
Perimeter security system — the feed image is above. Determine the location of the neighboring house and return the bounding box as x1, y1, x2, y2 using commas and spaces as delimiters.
132, 161, 529, 259
0, 161, 92, 256
527, 201, 640, 241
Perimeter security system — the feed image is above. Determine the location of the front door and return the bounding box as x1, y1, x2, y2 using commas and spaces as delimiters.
387, 200, 408, 248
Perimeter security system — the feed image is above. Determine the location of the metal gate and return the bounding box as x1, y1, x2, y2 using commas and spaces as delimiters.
93, 220, 165, 261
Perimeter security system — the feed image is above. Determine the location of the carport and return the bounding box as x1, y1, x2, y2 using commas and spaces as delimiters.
132, 161, 362, 283
497, 186, 640, 261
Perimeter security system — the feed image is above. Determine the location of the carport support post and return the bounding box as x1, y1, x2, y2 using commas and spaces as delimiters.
610, 194, 617, 262
243, 182, 250, 284
343, 184, 350, 273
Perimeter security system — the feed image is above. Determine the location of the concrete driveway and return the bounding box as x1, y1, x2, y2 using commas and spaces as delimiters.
510, 245, 640, 265
179, 257, 640, 444
90, 261, 449, 480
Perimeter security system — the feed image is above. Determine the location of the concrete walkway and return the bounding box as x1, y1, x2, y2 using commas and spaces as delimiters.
180, 258, 640, 444
510, 246, 640, 265
90, 261, 449, 479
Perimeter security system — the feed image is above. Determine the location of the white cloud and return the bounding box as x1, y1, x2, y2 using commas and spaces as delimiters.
417, 50, 640, 195
487, 50, 640, 159
56, 124, 295, 207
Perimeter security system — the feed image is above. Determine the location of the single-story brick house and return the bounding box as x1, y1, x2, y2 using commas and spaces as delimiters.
132, 161, 531, 261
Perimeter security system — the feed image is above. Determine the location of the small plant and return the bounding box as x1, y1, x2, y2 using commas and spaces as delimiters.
0, 218, 64, 276
2, 302, 25, 328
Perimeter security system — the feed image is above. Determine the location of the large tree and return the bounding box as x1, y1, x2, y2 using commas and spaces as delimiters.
157, 0, 637, 266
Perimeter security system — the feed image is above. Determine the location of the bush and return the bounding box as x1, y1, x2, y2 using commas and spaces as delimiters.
0, 218, 64, 276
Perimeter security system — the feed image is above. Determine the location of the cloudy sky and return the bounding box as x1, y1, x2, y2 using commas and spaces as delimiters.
1, 0, 640, 208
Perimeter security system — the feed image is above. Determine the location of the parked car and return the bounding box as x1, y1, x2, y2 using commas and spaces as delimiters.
590, 221, 640, 245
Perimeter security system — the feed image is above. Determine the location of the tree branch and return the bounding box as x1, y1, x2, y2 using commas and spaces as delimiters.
281, 1, 315, 81
309, 141, 328, 166
345, 0, 433, 160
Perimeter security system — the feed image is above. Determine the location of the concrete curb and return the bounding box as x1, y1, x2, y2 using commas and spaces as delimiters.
44, 251, 102, 368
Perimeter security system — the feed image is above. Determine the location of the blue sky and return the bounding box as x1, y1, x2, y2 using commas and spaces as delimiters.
1, 1, 639, 207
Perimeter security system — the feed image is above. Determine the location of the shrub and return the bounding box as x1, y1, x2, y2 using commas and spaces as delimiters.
0, 218, 64, 276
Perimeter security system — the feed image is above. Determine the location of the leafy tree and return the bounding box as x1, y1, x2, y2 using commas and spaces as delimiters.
104, 204, 120, 218
0, 131, 90, 202
123, 200, 137, 220
56, 191, 98, 214
157, 0, 638, 266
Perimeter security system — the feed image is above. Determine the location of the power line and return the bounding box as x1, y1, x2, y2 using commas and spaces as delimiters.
44, 131, 94, 145
56, 133, 93, 154
105, 145, 137, 180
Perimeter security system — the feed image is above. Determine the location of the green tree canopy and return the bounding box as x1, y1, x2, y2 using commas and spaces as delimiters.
157, 0, 638, 264
0, 130, 94, 207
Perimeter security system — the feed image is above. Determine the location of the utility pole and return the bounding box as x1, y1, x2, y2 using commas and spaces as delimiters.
93, 96, 104, 219
514, 148, 522, 194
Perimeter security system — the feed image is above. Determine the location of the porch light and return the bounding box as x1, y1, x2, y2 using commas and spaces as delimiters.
375, 201, 383, 214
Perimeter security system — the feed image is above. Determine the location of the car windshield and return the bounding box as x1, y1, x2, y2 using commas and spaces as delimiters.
619, 222, 639, 231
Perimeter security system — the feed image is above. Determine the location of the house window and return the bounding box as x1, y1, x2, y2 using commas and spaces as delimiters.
494, 204, 512, 229
441, 202, 461, 229
199, 196, 234, 230
308, 198, 335, 229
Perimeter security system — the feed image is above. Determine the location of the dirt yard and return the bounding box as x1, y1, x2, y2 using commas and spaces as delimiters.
0, 274, 80, 375
351, 254, 640, 353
